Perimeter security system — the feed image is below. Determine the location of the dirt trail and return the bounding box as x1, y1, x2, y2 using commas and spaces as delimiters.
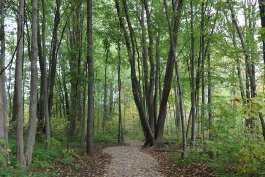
103, 141, 164, 177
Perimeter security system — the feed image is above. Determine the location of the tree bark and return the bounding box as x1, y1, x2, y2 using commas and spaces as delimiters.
154, 32, 161, 131
48, 0, 61, 117
190, 0, 196, 148
24, 0, 38, 166
0, 0, 8, 166
155, 0, 184, 146
143, 0, 155, 133
117, 28, 123, 144
15, 0, 25, 165
207, 54, 213, 138
86, 0, 94, 155
103, 42, 109, 132
38, 0, 50, 147
115, 0, 155, 146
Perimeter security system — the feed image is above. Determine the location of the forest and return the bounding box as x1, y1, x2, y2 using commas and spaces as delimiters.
0, 0, 265, 176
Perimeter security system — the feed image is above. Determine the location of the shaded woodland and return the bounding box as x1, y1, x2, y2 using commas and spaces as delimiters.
0, 0, 265, 176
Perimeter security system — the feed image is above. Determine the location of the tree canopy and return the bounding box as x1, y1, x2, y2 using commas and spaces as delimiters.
0, 0, 265, 176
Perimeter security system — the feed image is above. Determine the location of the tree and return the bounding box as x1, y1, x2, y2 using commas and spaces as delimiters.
0, 0, 8, 166
86, 0, 94, 155
15, 0, 25, 165
24, 0, 38, 166
38, 0, 50, 148
117, 26, 123, 144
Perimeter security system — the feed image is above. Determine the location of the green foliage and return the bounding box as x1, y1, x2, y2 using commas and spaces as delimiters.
258, 27, 265, 41
0, 165, 28, 177
169, 150, 209, 166
60, 156, 74, 166
237, 140, 265, 175
199, 101, 265, 176
0, 139, 9, 168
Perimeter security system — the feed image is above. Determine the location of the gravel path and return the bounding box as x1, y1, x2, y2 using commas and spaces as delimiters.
103, 141, 164, 177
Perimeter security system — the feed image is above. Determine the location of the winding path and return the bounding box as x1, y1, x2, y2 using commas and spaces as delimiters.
103, 141, 164, 177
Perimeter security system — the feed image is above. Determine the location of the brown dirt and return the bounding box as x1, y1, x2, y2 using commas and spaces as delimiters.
53, 146, 111, 177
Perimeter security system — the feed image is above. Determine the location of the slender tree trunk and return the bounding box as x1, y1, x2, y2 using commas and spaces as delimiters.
200, 0, 206, 141
173, 79, 180, 138
143, 0, 155, 133
37, 23, 44, 131
38, 0, 50, 147
81, 65, 87, 149
140, 4, 149, 122
155, 0, 184, 146
15, 0, 25, 165
61, 61, 70, 118
86, 0, 94, 155
190, 0, 196, 148
48, 0, 61, 117
175, 57, 186, 159
154, 32, 160, 130
0, 0, 8, 166
42, 0, 50, 148
207, 54, 213, 138
115, 0, 155, 146
117, 28, 123, 144
103, 44, 109, 132
109, 81, 114, 115
24, 0, 38, 166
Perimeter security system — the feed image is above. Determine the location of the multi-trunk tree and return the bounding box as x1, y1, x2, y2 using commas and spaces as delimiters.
115, 0, 184, 147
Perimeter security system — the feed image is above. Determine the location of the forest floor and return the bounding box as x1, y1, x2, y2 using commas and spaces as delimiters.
143, 144, 213, 177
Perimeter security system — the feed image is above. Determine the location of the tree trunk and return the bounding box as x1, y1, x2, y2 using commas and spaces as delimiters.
48, 0, 61, 117
103, 43, 109, 132
155, 0, 184, 146
15, 0, 25, 165
117, 28, 123, 144
154, 32, 161, 131
0, 0, 8, 166
86, 0, 94, 155
24, 0, 38, 166
200, 0, 206, 141
81, 65, 87, 149
143, 0, 155, 133
38, 0, 50, 147
175, 60, 186, 158
207, 54, 213, 138
115, 0, 155, 146
190, 0, 196, 148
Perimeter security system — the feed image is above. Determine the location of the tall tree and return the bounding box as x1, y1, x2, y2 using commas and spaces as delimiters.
24, 0, 38, 166
15, 0, 25, 165
38, 0, 50, 147
117, 27, 123, 144
0, 0, 8, 166
86, 0, 94, 155
48, 0, 61, 118
190, 0, 196, 147
155, 0, 184, 146
115, 0, 155, 146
